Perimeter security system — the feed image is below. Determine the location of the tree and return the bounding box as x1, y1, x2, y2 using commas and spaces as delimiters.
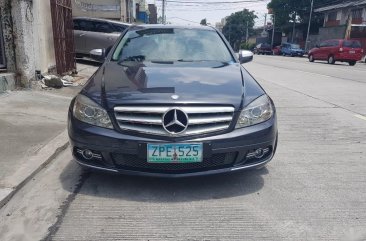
200, 18, 207, 26
222, 9, 257, 51
267, 0, 334, 34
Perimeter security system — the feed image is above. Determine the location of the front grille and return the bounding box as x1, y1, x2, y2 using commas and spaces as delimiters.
114, 106, 235, 136
112, 152, 237, 173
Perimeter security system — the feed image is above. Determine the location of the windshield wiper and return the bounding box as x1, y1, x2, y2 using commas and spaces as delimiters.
118, 55, 145, 64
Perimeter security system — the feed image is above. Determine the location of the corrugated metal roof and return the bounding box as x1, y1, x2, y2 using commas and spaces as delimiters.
315, 0, 366, 12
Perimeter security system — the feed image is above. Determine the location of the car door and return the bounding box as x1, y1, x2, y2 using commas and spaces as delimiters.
74, 19, 96, 55
73, 19, 84, 55
316, 41, 328, 60
85, 20, 119, 52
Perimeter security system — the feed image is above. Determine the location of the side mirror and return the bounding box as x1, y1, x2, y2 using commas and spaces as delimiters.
316, 44, 320, 48
89, 49, 106, 61
238, 50, 254, 64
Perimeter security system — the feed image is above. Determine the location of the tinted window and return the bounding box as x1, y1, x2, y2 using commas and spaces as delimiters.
319, 42, 328, 47
290, 44, 300, 49
95, 21, 114, 33
73, 20, 81, 30
112, 28, 234, 63
78, 20, 95, 32
343, 40, 362, 48
113, 24, 127, 32
330, 40, 340, 47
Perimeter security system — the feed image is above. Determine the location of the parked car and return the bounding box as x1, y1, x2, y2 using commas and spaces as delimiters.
272, 45, 282, 55
308, 39, 363, 66
281, 43, 305, 57
73, 17, 130, 58
68, 25, 278, 177
254, 43, 273, 55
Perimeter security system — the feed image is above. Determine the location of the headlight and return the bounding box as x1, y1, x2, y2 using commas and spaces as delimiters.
236, 95, 273, 128
73, 94, 113, 129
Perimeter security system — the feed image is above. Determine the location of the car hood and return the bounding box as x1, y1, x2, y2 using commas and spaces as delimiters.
87, 61, 246, 110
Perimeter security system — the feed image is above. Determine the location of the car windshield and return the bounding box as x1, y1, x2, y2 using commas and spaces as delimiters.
291, 44, 300, 49
112, 28, 234, 63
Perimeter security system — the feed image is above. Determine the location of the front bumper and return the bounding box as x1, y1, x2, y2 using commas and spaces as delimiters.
68, 111, 278, 177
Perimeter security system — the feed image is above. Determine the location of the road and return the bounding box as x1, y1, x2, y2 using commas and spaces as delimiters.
1, 56, 366, 241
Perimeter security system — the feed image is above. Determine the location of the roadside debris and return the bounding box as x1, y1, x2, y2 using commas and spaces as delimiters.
40, 75, 79, 89
43, 75, 63, 88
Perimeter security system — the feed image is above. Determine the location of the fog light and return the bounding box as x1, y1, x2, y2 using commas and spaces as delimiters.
246, 147, 270, 159
82, 149, 94, 160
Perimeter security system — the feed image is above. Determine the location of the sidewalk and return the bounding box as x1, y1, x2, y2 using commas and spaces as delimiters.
0, 62, 98, 206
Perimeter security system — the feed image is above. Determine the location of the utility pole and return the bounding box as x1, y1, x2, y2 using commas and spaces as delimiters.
271, 13, 275, 48
305, 0, 314, 52
246, 21, 249, 43
162, 0, 166, 24
291, 13, 296, 43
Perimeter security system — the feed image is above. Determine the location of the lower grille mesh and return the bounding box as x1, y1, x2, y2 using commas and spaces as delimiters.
112, 152, 237, 173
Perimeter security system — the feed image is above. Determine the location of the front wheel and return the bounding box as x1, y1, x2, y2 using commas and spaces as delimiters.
328, 55, 335, 64
309, 54, 314, 62
349, 61, 356, 66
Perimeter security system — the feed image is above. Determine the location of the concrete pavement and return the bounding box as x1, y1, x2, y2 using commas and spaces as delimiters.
1, 56, 366, 240
0, 62, 98, 207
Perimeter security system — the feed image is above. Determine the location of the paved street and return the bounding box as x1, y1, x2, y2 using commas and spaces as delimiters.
1, 56, 366, 241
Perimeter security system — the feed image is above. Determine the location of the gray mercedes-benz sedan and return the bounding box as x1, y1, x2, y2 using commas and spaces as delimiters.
68, 25, 278, 177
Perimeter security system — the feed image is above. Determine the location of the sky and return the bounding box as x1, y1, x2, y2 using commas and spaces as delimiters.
146, 0, 271, 27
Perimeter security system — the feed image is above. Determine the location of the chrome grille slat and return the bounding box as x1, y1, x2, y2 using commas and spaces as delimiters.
114, 105, 234, 136
114, 106, 234, 114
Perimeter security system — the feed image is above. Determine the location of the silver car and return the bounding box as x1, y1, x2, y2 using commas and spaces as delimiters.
73, 17, 130, 57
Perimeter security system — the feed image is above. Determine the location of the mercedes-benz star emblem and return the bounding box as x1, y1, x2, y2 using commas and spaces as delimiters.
171, 94, 179, 100
162, 109, 188, 134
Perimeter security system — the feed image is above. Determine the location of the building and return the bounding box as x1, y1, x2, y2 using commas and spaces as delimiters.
72, 0, 154, 24
314, 0, 366, 52
148, 4, 157, 24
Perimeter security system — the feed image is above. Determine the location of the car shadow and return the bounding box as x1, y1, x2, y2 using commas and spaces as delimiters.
60, 159, 268, 203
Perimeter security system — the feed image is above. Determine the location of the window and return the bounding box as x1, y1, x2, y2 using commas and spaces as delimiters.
319, 41, 328, 47
73, 20, 80, 30
328, 11, 337, 21
352, 9, 363, 19
112, 28, 234, 63
343, 40, 362, 48
330, 40, 340, 47
94, 21, 114, 33
113, 24, 127, 32
77, 20, 95, 32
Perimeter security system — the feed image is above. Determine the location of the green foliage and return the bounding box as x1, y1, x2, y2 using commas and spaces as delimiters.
222, 9, 257, 51
240, 42, 256, 50
200, 18, 207, 26
267, 0, 331, 33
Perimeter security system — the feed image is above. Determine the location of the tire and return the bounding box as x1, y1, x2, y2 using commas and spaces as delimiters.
349, 61, 356, 66
327, 55, 335, 64
309, 54, 314, 62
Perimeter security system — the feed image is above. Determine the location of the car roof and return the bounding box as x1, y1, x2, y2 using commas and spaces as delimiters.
128, 24, 217, 31
73, 17, 131, 26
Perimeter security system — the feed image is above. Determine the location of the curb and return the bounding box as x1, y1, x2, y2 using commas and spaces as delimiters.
0, 130, 69, 208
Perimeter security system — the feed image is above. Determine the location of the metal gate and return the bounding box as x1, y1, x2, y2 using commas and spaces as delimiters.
50, 0, 76, 75
0, 22, 6, 69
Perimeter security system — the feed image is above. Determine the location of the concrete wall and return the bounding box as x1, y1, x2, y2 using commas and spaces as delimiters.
33, 0, 56, 74
10, 0, 35, 87
0, 0, 57, 88
319, 25, 347, 40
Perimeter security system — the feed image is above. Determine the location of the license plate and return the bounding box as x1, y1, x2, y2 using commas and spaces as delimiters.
147, 143, 203, 163
349, 50, 355, 54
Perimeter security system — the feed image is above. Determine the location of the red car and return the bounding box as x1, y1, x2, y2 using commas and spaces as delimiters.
308, 39, 363, 66
272, 45, 282, 55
